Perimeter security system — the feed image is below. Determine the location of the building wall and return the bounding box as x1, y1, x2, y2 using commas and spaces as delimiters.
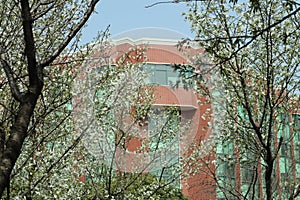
106, 37, 216, 199
216, 113, 300, 199
79, 35, 300, 199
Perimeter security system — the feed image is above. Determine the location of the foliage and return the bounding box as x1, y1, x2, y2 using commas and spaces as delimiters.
0, 0, 203, 199
4, 61, 88, 199
0, 0, 100, 197
182, 0, 300, 199
0, 37, 191, 199
82, 170, 187, 200
73, 51, 190, 199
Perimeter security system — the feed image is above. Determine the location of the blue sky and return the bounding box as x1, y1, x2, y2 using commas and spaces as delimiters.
80, 0, 195, 43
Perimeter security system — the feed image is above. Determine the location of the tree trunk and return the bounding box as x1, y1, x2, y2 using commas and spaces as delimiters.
265, 149, 274, 200
0, 0, 99, 197
0, 93, 40, 197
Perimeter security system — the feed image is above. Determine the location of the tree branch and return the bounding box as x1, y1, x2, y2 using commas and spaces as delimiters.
39, 0, 100, 69
206, 6, 300, 64
20, 0, 40, 87
0, 59, 24, 102
0, 123, 4, 162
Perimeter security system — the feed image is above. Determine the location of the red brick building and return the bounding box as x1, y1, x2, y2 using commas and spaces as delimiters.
106, 28, 216, 200
79, 28, 299, 200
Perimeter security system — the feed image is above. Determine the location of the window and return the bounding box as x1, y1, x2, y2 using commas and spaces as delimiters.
293, 114, 300, 162
280, 143, 292, 158
143, 64, 180, 86
148, 107, 179, 151
278, 114, 290, 139
154, 69, 167, 85
293, 114, 300, 181
278, 114, 300, 195
148, 106, 180, 187
216, 142, 236, 199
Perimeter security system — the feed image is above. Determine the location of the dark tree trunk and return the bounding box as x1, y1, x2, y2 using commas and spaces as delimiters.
0, 0, 99, 197
265, 148, 274, 200
0, 92, 41, 196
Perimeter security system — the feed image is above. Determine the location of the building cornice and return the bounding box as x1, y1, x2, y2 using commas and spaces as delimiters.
110, 37, 181, 46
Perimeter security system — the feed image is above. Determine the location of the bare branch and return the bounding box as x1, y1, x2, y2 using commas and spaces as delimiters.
32, 1, 56, 21
0, 59, 24, 102
199, 6, 300, 64
39, 0, 100, 68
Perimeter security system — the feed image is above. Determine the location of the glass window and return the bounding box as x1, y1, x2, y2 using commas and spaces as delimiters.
148, 107, 179, 152
296, 163, 300, 179
278, 114, 290, 139
167, 70, 178, 85
154, 70, 167, 85
216, 141, 236, 199
148, 107, 180, 187
216, 144, 223, 154
280, 143, 292, 158
143, 64, 181, 86
66, 103, 73, 110
293, 115, 300, 162
280, 157, 288, 173
239, 148, 260, 199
